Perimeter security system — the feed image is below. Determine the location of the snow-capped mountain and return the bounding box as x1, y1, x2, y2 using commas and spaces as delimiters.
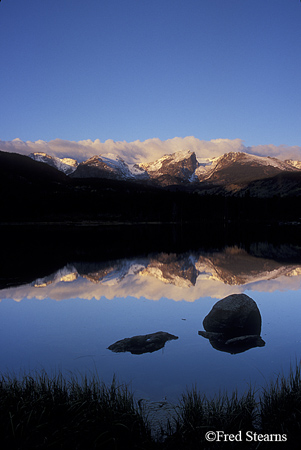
29, 152, 78, 175
194, 152, 301, 191
27, 149, 301, 191
70, 153, 148, 180
138, 149, 199, 185
195, 152, 298, 181
70, 150, 198, 184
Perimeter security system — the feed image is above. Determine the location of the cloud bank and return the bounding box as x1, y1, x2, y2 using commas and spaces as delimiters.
1, 137, 301, 163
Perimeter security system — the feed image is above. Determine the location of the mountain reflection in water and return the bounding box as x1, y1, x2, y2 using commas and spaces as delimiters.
2, 244, 301, 301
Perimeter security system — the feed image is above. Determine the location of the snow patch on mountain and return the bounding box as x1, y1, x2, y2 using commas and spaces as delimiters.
99, 153, 135, 179
128, 163, 149, 179
285, 159, 301, 170
33, 265, 78, 288
29, 152, 78, 174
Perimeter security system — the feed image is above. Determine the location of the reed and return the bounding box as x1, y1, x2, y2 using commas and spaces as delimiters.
0, 371, 153, 449
163, 386, 256, 449
260, 362, 301, 444
0, 364, 300, 449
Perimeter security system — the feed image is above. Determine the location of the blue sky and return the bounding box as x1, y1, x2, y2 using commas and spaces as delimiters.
1, 0, 301, 155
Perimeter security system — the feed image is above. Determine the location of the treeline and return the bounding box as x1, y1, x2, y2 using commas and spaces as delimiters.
1, 175, 301, 224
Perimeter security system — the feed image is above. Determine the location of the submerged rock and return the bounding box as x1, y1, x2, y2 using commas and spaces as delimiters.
198, 330, 265, 354
108, 331, 178, 355
199, 294, 265, 354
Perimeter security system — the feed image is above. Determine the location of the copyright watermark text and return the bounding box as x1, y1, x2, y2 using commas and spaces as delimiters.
205, 430, 287, 443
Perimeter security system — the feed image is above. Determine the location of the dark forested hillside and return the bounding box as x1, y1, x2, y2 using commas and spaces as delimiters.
0, 150, 67, 185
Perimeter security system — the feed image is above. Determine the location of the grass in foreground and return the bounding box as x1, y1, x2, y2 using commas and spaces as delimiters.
260, 363, 301, 442
0, 372, 153, 450
164, 388, 256, 449
0, 363, 301, 449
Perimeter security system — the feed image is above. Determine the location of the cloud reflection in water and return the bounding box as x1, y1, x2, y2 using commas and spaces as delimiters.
1, 246, 301, 302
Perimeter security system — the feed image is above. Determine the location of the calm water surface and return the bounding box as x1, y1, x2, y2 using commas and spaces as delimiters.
1, 227, 301, 403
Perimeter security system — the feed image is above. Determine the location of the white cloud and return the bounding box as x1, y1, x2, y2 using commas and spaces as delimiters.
1, 137, 301, 163
246, 144, 301, 161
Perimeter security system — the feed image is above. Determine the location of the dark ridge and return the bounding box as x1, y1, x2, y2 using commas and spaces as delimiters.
239, 170, 301, 197
0, 150, 67, 184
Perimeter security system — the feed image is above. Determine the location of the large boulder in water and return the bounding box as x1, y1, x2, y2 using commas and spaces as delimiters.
203, 293, 262, 337
199, 294, 265, 354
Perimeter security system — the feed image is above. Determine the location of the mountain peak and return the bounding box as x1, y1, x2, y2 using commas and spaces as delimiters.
195, 151, 300, 190
137, 150, 199, 185
71, 154, 135, 180
29, 152, 78, 175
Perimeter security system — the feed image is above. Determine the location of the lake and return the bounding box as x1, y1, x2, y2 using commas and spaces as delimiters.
1, 223, 301, 405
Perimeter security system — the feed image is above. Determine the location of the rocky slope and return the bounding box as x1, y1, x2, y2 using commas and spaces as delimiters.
194, 152, 300, 192
138, 149, 199, 186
